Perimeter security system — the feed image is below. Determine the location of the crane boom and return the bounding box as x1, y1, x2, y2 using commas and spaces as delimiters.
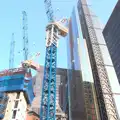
44, 0, 54, 22
9, 33, 15, 69
22, 11, 29, 60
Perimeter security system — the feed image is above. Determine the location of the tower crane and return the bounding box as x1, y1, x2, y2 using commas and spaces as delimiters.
9, 11, 28, 69
9, 33, 15, 69
22, 11, 41, 72
40, 0, 68, 120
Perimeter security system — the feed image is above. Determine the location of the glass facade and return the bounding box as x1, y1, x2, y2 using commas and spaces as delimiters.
77, 0, 120, 119
67, 9, 80, 71
103, 0, 120, 84
66, 4, 100, 120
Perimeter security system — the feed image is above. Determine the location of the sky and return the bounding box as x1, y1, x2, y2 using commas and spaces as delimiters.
0, 0, 118, 71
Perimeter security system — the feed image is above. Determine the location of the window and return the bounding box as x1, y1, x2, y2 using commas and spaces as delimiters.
85, 89, 88, 93
88, 114, 92, 120
91, 109, 96, 114
92, 115, 97, 120
14, 101, 19, 108
85, 100, 89, 104
91, 104, 95, 109
89, 95, 92, 98
87, 109, 91, 114
88, 90, 92, 93
16, 92, 20, 99
90, 100, 93, 104
12, 110, 17, 119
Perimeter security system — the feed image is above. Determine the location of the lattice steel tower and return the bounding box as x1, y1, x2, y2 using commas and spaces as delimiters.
9, 33, 15, 68
22, 11, 29, 60
40, 0, 68, 120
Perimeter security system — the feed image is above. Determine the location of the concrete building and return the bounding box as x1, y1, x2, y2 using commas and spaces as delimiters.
4, 92, 28, 120
66, 0, 120, 119
0, 68, 34, 120
32, 66, 68, 119
103, 0, 120, 84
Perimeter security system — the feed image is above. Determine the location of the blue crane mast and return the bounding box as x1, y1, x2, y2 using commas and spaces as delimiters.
40, 0, 68, 120
9, 33, 15, 69
22, 11, 29, 61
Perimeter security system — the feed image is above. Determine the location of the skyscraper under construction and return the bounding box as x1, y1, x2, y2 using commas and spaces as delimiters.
66, 0, 120, 120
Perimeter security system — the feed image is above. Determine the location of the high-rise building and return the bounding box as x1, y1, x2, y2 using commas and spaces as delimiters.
67, 6, 100, 120
103, 0, 120, 84
66, 0, 120, 119
32, 66, 67, 119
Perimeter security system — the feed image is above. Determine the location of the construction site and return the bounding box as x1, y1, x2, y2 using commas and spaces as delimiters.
0, 0, 120, 120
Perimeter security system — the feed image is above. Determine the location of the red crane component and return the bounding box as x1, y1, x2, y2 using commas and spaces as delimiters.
0, 67, 25, 77
22, 60, 40, 71
21, 52, 40, 71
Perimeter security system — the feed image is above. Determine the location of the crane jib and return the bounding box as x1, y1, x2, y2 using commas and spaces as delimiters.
44, 0, 54, 22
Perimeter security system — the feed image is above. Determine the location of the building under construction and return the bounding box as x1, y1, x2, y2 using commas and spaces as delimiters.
0, 68, 34, 120
0, 0, 120, 120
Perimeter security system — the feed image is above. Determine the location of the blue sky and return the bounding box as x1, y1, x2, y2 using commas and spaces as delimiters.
0, 0, 118, 71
